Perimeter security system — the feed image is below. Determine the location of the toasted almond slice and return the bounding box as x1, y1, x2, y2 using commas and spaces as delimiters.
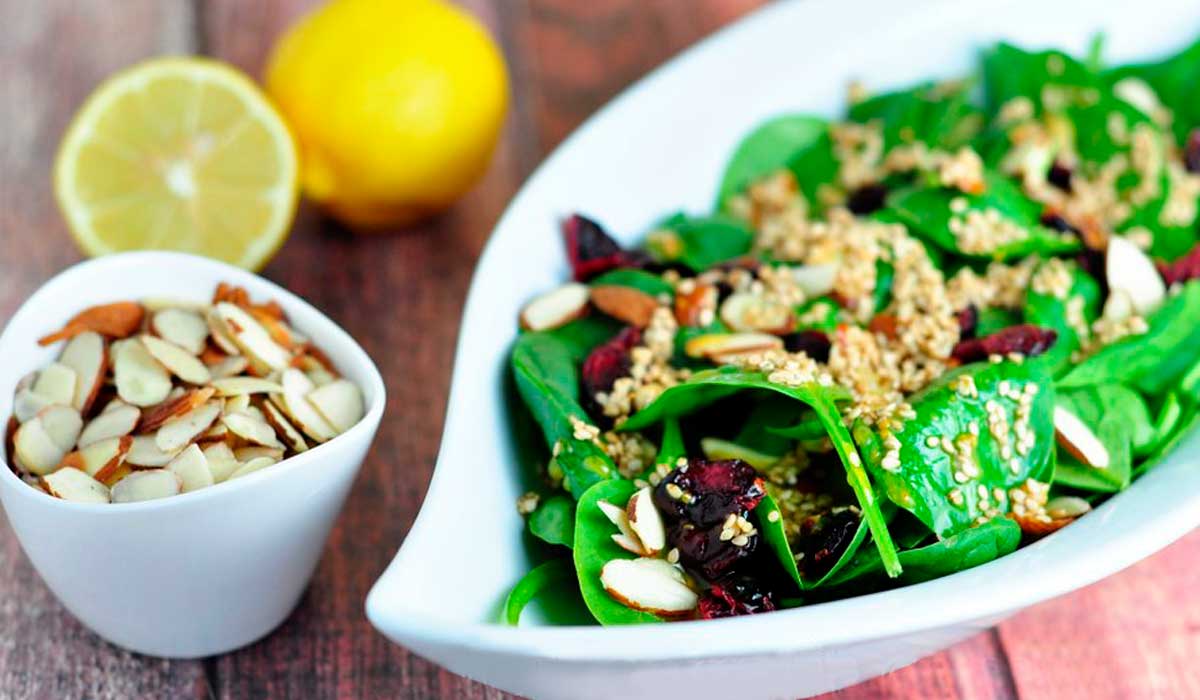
126, 435, 183, 467
214, 302, 292, 372
590, 285, 659, 327
1053, 406, 1110, 469
626, 487, 667, 557
274, 369, 337, 442
1107, 235, 1165, 317
61, 435, 132, 482
111, 469, 182, 503
790, 263, 839, 297
201, 442, 240, 483
674, 283, 718, 327
151, 308, 209, 355
234, 445, 285, 462
1045, 495, 1092, 520
206, 307, 242, 355
199, 422, 229, 441
37, 301, 144, 346
719, 292, 795, 334
13, 389, 54, 424
140, 387, 218, 434
222, 411, 284, 448
207, 355, 251, 379
210, 377, 283, 396
79, 404, 140, 448
597, 499, 646, 556
41, 467, 110, 503
599, 558, 697, 617
228, 456, 278, 481
140, 297, 208, 313
99, 464, 133, 488
38, 405, 83, 452
141, 335, 211, 385
32, 363, 78, 408
14, 418, 69, 475
155, 400, 221, 452
305, 367, 337, 387
166, 444, 214, 493
305, 379, 364, 434
58, 331, 108, 413
223, 393, 252, 415
519, 283, 590, 331
112, 338, 172, 406
611, 533, 646, 556
1113, 77, 1163, 117
262, 401, 308, 453
101, 397, 132, 413
683, 332, 783, 362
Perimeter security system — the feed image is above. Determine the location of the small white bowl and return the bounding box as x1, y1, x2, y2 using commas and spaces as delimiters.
0, 251, 385, 658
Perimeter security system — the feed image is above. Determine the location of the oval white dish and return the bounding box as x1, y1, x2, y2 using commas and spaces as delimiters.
0, 251, 385, 658
366, 0, 1200, 697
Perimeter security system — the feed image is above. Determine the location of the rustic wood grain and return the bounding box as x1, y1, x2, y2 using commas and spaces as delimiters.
0, 0, 1197, 698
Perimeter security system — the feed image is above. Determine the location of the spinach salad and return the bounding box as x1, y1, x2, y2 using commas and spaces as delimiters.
505, 36, 1200, 624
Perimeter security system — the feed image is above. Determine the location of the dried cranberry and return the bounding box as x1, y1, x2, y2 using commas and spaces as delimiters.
1047, 162, 1073, 192
580, 327, 641, 405
1039, 212, 1077, 234
782, 330, 831, 362
1186, 129, 1200, 174
653, 459, 766, 527
1157, 242, 1200, 286
669, 521, 757, 581
698, 577, 777, 619
562, 214, 648, 281
951, 324, 1057, 363
797, 509, 861, 580
955, 304, 979, 340
846, 183, 888, 215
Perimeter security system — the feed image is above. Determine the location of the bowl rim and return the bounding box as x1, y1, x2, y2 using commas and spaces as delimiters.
0, 250, 387, 514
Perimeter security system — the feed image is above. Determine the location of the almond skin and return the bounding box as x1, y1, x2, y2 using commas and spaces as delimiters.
590, 285, 660, 327
39, 302, 145, 346
674, 283, 718, 327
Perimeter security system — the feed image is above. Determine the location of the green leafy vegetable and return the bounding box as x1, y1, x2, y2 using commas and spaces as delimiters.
573, 479, 662, 624
1023, 259, 1102, 377
1105, 37, 1200, 144
648, 213, 755, 272
528, 493, 576, 547
588, 269, 674, 297
504, 559, 577, 625
848, 81, 980, 150
1053, 385, 1148, 492
716, 114, 827, 209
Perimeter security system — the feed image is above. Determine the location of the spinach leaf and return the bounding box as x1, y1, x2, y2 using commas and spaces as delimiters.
511, 332, 616, 498
504, 559, 577, 625
588, 269, 674, 298
573, 479, 662, 624
1105, 38, 1200, 144
854, 359, 1055, 538
976, 307, 1021, 336
716, 114, 827, 210
1054, 412, 1131, 492
1134, 403, 1200, 478
785, 130, 841, 208
981, 42, 1098, 115
648, 213, 755, 272
528, 493, 576, 547
823, 517, 1021, 588
888, 172, 1080, 260
1023, 260, 1102, 377
655, 417, 685, 468
547, 316, 622, 362
619, 368, 901, 577
754, 495, 873, 592
1059, 281, 1200, 396
848, 81, 980, 150
767, 415, 826, 441
1052, 385, 1146, 492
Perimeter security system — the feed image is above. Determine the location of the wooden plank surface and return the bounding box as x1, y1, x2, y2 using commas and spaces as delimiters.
0, 1, 1196, 698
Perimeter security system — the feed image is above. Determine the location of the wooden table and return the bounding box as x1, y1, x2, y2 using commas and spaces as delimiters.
0, 1, 1197, 698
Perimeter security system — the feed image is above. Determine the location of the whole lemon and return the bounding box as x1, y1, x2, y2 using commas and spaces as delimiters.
265, 0, 509, 230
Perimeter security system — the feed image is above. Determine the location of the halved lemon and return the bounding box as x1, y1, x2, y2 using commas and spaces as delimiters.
55, 58, 299, 270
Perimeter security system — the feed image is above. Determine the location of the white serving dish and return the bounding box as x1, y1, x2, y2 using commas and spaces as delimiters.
0, 251, 385, 658
365, 0, 1200, 697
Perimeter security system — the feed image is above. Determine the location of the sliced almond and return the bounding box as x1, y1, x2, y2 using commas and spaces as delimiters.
1045, 495, 1092, 520
599, 558, 697, 618
223, 393, 252, 415
214, 302, 292, 372
198, 422, 229, 441
126, 435, 184, 467
222, 411, 284, 449
1054, 406, 1110, 469
305, 379, 364, 434
719, 292, 795, 334
1102, 288, 1135, 323
305, 367, 337, 387
38, 405, 83, 452
141, 335, 211, 385
1107, 235, 1165, 317
519, 283, 590, 331
151, 308, 209, 355
139, 387, 217, 433
625, 487, 667, 557
234, 446, 285, 462
590, 285, 659, 327
262, 400, 308, 453
32, 362, 78, 408
78, 404, 140, 447
674, 283, 718, 327
155, 400, 221, 452
227, 456, 278, 481
59, 331, 108, 413
141, 297, 208, 313
273, 369, 337, 442
166, 444, 214, 493
112, 338, 172, 406
1113, 77, 1163, 117
60, 436, 132, 482
13, 388, 54, 424
110, 469, 182, 503
790, 263, 839, 297
201, 442, 240, 483
683, 332, 783, 363
206, 307, 242, 355
37, 301, 144, 346
41, 468, 110, 504
13, 418, 69, 475
207, 355, 250, 379
209, 377, 283, 396
597, 499, 647, 556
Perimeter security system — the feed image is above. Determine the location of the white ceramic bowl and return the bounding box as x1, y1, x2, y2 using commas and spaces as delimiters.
0, 251, 385, 658
366, 0, 1200, 697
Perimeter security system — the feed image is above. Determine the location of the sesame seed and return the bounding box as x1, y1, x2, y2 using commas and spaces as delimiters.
767, 510, 781, 523
731, 535, 750, 547
667, 548, 680, 564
